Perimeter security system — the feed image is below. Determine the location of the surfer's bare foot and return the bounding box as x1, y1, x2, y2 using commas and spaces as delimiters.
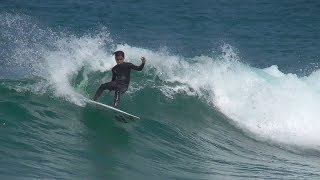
114, 101, 119, 108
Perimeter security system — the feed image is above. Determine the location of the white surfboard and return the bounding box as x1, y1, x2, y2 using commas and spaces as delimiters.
86, 99, 140, 121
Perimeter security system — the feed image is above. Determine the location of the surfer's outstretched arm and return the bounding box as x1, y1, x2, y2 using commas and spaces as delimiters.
130, 57, 146, 71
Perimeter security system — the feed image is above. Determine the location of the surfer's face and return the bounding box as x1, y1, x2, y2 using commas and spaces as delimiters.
115, 55, 124, 64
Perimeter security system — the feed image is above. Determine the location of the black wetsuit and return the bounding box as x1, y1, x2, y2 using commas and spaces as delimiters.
93, 62, 145, 107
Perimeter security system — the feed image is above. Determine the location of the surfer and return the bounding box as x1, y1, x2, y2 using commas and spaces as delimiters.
92, 51, 146, 108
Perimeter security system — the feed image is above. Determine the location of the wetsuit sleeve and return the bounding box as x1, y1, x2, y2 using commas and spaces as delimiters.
130, 62, 145, 71
111, 68, 116, 81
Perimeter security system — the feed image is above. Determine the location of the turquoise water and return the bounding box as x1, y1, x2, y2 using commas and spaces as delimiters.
1, 1, 320, 179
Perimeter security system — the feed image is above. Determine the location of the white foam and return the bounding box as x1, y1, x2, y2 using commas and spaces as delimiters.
123, 43, 320, 148
3, 14, 320, 148
46, 40, 320, 148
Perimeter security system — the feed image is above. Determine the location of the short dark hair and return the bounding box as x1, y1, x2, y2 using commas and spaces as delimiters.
113, 51, 125, 58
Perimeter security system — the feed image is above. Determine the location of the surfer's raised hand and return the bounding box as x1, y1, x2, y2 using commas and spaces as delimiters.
141, 57, 146, 63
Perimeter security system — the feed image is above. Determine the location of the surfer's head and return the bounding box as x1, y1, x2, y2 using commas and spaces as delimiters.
113, 51, 125, 64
